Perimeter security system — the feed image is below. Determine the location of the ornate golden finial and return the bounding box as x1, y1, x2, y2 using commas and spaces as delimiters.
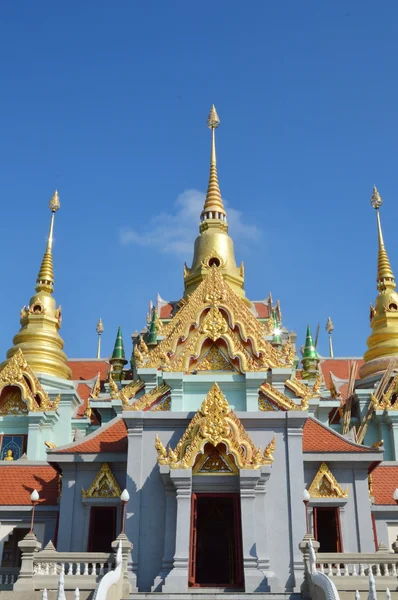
326, 317, 334, 357
4, 191, 71, 380
201, 104, 226, 222
371, 186, 395, 291
36, 190, 61, 294
96, 318, 104, 359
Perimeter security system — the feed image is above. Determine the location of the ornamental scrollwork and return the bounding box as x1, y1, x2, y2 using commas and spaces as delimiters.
82, 463, 122, 499
308, 462, 348, 498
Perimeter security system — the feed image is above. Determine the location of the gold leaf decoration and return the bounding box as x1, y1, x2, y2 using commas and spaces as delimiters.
82, 463, 122, 499
308, 462, 348, 498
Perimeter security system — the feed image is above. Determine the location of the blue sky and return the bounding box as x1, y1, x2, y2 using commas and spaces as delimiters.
1, 1, 398, 361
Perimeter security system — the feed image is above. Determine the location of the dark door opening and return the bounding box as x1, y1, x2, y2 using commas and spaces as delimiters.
189, 493, 243, 588
314, 507, 342, 552
1, 528, 30, 568
87, 506, 116, 552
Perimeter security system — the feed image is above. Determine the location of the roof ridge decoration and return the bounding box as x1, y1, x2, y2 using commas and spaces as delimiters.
379, 372, 398, 410
138, 266, 289, 373
155, 382, 276, 469
82, 463, 122, 499
308, 462, 348, 498
0, 349, 60, 414
130, 383, 171, 411
259, 378, 319, 412
118, 380, 145, 407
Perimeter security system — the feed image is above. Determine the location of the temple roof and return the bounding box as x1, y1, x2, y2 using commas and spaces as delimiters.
303, 418, 376, 453
0, 465, 59, 505
52, 417, 127, 454
372, 465, 398, 505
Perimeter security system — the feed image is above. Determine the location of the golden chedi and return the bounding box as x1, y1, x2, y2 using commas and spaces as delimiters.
183, 105, 245, 298
360, 186, 398, 379
5, 191, 72, 380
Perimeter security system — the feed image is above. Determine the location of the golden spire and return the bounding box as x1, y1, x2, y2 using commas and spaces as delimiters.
5, 191, 71, 380
371, 186, 396, 291
200, 105, 227, 223
36, 190, 60, 294
184, 106, 245, 298
360, 186, 398, 379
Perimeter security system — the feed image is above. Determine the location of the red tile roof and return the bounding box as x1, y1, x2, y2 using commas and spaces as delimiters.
0, 466, 59, 505
159, 303, 175, 319
55, 417, 127, 454
253, 302, 269, 318
303, 418, 371, 453
68, 360, 109, 381
372, 465, 398, 505
320, 358, 364, 390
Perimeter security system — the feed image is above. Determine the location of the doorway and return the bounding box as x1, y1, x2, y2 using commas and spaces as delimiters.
313, 507, 343, 552
1, 528, 29, 568
87, 506, 116, 552
189, 493, 243, 588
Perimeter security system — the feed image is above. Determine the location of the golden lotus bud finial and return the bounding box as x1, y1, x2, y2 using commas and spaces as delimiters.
371, 186, 383, 210
207, 104, 220, 129
49, 190, 61, 213
326, 316, 334, 335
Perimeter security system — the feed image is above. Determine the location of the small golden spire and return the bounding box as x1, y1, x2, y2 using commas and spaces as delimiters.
371, 186, 396, 291
325, 317, 334, 357
36, 191, 60, 294
201, 105, 227, 222
96, 317, 104, 359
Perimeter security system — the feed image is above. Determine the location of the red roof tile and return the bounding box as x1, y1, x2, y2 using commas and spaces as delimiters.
372, 465, 398, 505
68, 360, 109, 381
55, 417, 127, 454
0, 466, 59, 506
253, 302, 269, 318
159, 303, 175, 319
303, 418, 371, 453
320, 358, 363, 390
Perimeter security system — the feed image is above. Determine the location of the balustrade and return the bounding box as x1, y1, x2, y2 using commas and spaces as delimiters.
316, 553, 398, 579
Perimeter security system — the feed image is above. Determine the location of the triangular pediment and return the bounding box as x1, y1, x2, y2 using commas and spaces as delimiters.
82, 463, 121, 498
0, 349, 60, 413
194, 344, 236, 372
308, 462, 348, 498
134, 266, 293, 374
155, 382, 276, 470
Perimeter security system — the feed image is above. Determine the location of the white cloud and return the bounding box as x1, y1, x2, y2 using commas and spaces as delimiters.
120, 189, 261, 259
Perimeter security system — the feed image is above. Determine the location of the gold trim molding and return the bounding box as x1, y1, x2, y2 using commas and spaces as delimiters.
308, 462, 348, 498
82, 463, 121, 499
155, 382, 276, 469
130, 383, 171, 411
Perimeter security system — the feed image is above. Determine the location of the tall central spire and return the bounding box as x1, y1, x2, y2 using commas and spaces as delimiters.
36, 190, 60, 294
200, 105, 227, 224
184, 105, 245, 298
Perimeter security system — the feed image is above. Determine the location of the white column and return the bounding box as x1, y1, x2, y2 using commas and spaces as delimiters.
126, 417, 144, 592
153, 468, 177, 590
162, 469, 192, 592
255, 466, 277, 588
240, 469, 267, 592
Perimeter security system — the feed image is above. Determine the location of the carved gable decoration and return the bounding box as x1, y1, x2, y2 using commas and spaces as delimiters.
193, 444, 238, 475
140, 267, 292, 373
82, 463, 121, 499
259, 382, 308, 411
308, 463, 348, 499
0, 350, 60, 413
155, 382, 276, 470
117, 380, 145, 407
0, 387, 29, 415
195, 345, 236, 372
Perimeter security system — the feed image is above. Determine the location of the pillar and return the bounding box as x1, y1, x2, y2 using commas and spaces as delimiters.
240, 469, 266, 592
162, 469, 192, 592
125, 417, 143, 592
153, 466, 176, 591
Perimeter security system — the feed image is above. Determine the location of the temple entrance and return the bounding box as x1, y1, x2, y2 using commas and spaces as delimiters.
189, 493, 243, 588
87, 506, 116, 552
313, 507, 343, 552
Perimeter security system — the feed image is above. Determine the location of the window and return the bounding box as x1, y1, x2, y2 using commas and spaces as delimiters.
0, 435, 27, 460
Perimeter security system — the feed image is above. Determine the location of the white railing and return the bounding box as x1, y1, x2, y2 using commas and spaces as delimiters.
0, 567, 19, 588
33, 552, 114, 578
316, 553, 398, 578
